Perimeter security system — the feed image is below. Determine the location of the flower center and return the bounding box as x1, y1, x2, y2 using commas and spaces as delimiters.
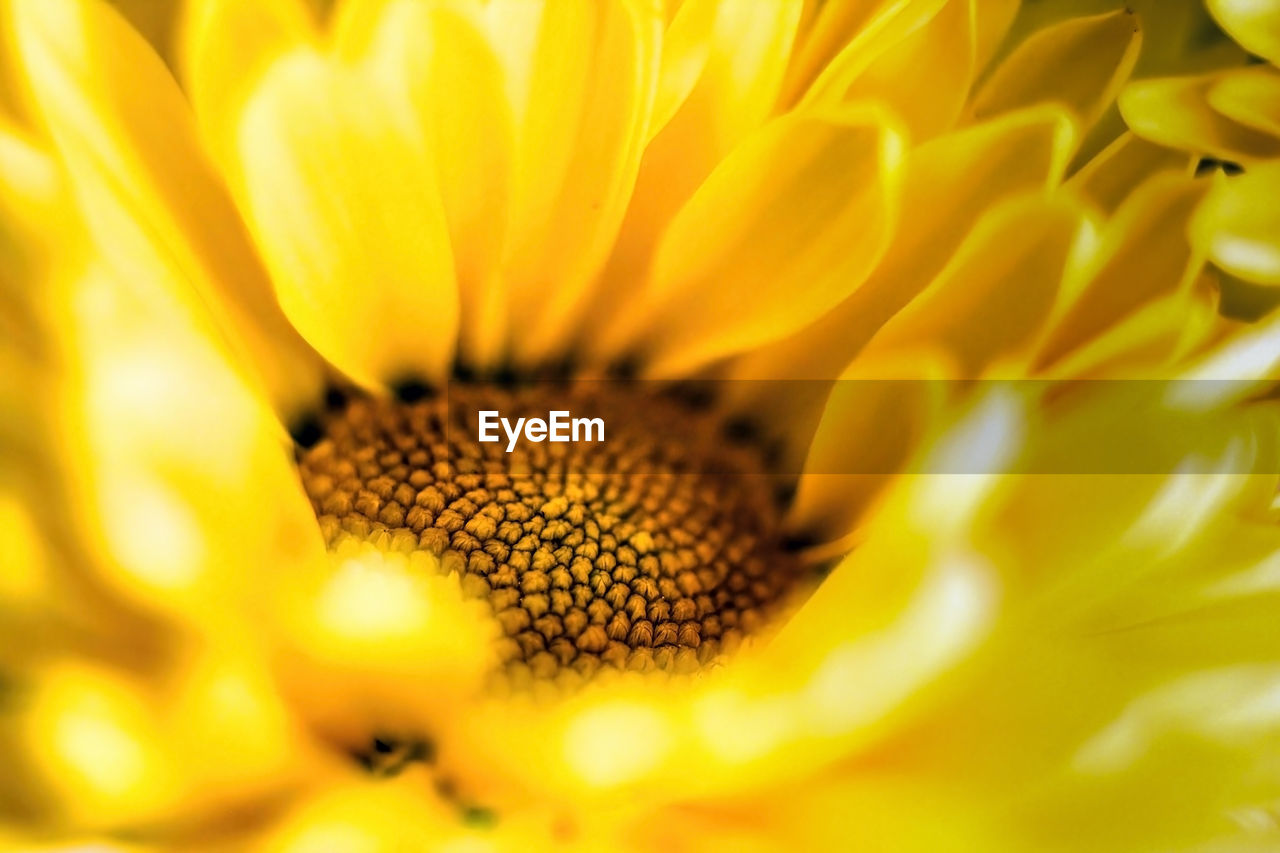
296, 383, 801, 686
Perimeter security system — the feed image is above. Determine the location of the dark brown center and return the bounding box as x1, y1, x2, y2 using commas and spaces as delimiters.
296, 384, 801, 687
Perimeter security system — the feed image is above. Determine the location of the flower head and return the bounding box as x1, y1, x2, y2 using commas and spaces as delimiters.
2, 0, 1280, 850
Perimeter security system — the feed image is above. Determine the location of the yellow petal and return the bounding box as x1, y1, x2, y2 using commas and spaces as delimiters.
1207, 66, 1280, 138
595, 0, 802, 310
647, 0, 718, 140
234, 51, 458, 387
861, 193, 1097, 376
780, 0, 901, 105
178, 0, 316, 166
160, 646, 318, 819
1206, 0, 1280, 66
269, 540, 498, 743
0, 492, 52, 650
813, 0, 975, 142
1193, 161, 1280, 286
1120, 73, 1280, 164
10, 0, 325, 416
635, 106, 904, 376
355, 0, 514, 368
1042, 285, 1220, 380
1178, 300, 1280, 400
785, 352, 955, 539
722, 107, 1076, 471
105, 0, 179, 59
973, 0, 1018, 74
0, 117, 60, 254
1066, 131, 1194, 214
1036, 174, 1208, 368
63, 262, 326, 631
971, 9, 1142, 130
19, 662, 178, 830
492, 0, 660, 363
730, 105, 1078, 384
256, 777, 492, 853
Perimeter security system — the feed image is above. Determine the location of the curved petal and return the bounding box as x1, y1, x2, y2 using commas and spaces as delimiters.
60, 261, 327, 631
1067, 131, 1194, 214
233, 51, 459, 387
1042, 284, 1220, 381
1207, 66, 1280, 138
861, 194, 1098, 376
634, 105, 904, 377
179, 0, 315, 169
722, 107, 1077, 472
1036, 174, 1208, 369
973, 0, 1018, 74
785, 351, 955, 540
647, 0, 718, 140
797, 0, 948, 110
1120, 73, 1280, 164
730, 105, 1078, 383
1205, 0, 1280, 66
491, 0, 661, 363
972, 9, 1142, 130
10, 0, 326, 416
813, 0, 976, 142
267, 539, 499, 744
592, 0, 803, 327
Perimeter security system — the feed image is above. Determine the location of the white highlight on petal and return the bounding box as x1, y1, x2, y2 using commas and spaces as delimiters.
1075, 665, 1280, 774
564, 702, 672, 788
318, 556, 434, 641
98, 475, 205, 591
805, 553, 997, 734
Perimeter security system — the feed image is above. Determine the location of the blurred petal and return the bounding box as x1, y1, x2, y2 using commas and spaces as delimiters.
179, 0, 315, 166
255, 777, 456, 853
18, 662, 178, 830
62, 261, 326, 631
450, 398, 1020, 807
1208, 66, 1280, 137
1206, 0, 1280, 66
1193, 162, 1280, 286
269, 539, 498, 743
10, 0, 325, 416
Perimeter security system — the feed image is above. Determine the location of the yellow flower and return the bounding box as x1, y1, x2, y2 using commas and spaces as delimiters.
2, 0, 1280, 850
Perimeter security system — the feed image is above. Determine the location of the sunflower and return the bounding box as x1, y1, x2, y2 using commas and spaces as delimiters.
2, 0, 1280, 850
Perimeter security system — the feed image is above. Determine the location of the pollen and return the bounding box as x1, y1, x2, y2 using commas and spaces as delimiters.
296, 384, 801, 685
